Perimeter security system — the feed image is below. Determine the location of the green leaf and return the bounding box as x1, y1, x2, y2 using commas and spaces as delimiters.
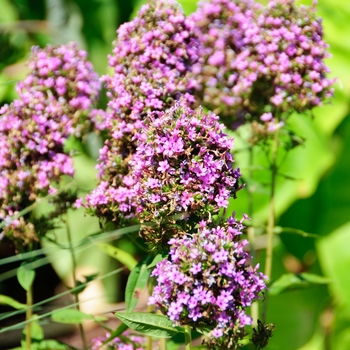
317, 221, 350, 310
17, 265, 36, 292
96, 243, 137, 270
22, 316, 44, 342
269, 273, 331, 296
147, 253, 168, 268
37, 340, 68, 349
103, 323, 128, 345
0, 294, 26, 309
115, 312, 182, 338
51, 309, 92, 324
125, 255, 152, 313
274, 226, 319, 238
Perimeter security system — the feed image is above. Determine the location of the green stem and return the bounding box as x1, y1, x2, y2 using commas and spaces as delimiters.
25, 284, 33, 350
160, 338, 167, 350
147, 281, 154, 350
247, 145, 258, 326
66, 214, 87, 350
184, 325, 192, 350
264, 131, 279, 280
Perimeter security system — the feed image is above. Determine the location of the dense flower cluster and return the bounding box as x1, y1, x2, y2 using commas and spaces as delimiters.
85, 0, 202, 223
131, 102, 241, 246
192, 0, 334, 128
91, 332, 145, 350
0, 43, 101, 245
149, 216, 266, 346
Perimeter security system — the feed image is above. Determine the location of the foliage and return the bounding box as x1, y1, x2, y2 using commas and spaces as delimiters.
0, 0, 349, 349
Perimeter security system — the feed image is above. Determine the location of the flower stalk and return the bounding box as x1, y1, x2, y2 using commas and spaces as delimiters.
184, 325, 192, 350
66, 214, 87, 349
264, 130, 279, 281
25, 284, 33, 350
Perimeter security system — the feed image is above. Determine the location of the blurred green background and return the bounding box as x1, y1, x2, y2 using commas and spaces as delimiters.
0, 0, 349, 349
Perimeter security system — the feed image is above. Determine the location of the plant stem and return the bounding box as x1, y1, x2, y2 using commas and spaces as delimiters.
147, 281, 154, 350
184, 325, 192, 350
264, 130, 279, 280
66, 214, 87, 350
160, 338, 167, 350
247, 145, 258, 326
25, 284, 33, 350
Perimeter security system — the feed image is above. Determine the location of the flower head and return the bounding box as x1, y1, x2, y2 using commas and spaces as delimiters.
85, 0, 202, 224
131, 101, 242, 246
0, 43, 101, 246
91, 331, 146, 350
192, 0, 334, 128
149, 215, 266, 346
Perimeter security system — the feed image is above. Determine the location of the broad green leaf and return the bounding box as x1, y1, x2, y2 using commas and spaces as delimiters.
269, 273, 331, 296
96, 243, 137, 270
51, 309, 92, 324
297, 329, 324, 350
317, 221, 350, 310
147, 253, 168, 268
0, 295, 26, 309
17, 265, 36, 292
22, 316, 44, 342
115, 312, 182, 338
228, 112, 335, 225
125, 256, 152, 312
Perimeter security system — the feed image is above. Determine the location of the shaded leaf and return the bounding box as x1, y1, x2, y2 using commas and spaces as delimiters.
103, 323, 128, 345
17, 265, 35, 292
37, 340, 68, 349
22, 316, 44, 342
51, 309, 92, 324
274, 226, 319, 238
317, 221, 350, 310
0, 294, 26, 309
125, 255, 152, 313
96, 243, 137, 270
269, 273, 331, 296
115, 312, 182, 338
147, 253, 168, 268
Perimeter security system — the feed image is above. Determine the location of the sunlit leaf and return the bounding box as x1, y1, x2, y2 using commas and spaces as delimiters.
115, 312, 182, 338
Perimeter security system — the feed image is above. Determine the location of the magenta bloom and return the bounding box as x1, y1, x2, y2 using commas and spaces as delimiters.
192, 0, 334, 128
0, 43, 101, 245
149, 215, 266, 346
85, 0, 202, 223
131, 101, 242, 246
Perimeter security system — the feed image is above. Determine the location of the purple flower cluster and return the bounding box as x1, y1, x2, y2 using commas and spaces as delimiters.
131, 101, 241, 245
0, 43, 101, 245
91, 331, 145, 350
86, 101, 241, 246
192, 0, 334, 128
105, 0, 200, 126
85, 0, 202, 223
149, 216, 266, 344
